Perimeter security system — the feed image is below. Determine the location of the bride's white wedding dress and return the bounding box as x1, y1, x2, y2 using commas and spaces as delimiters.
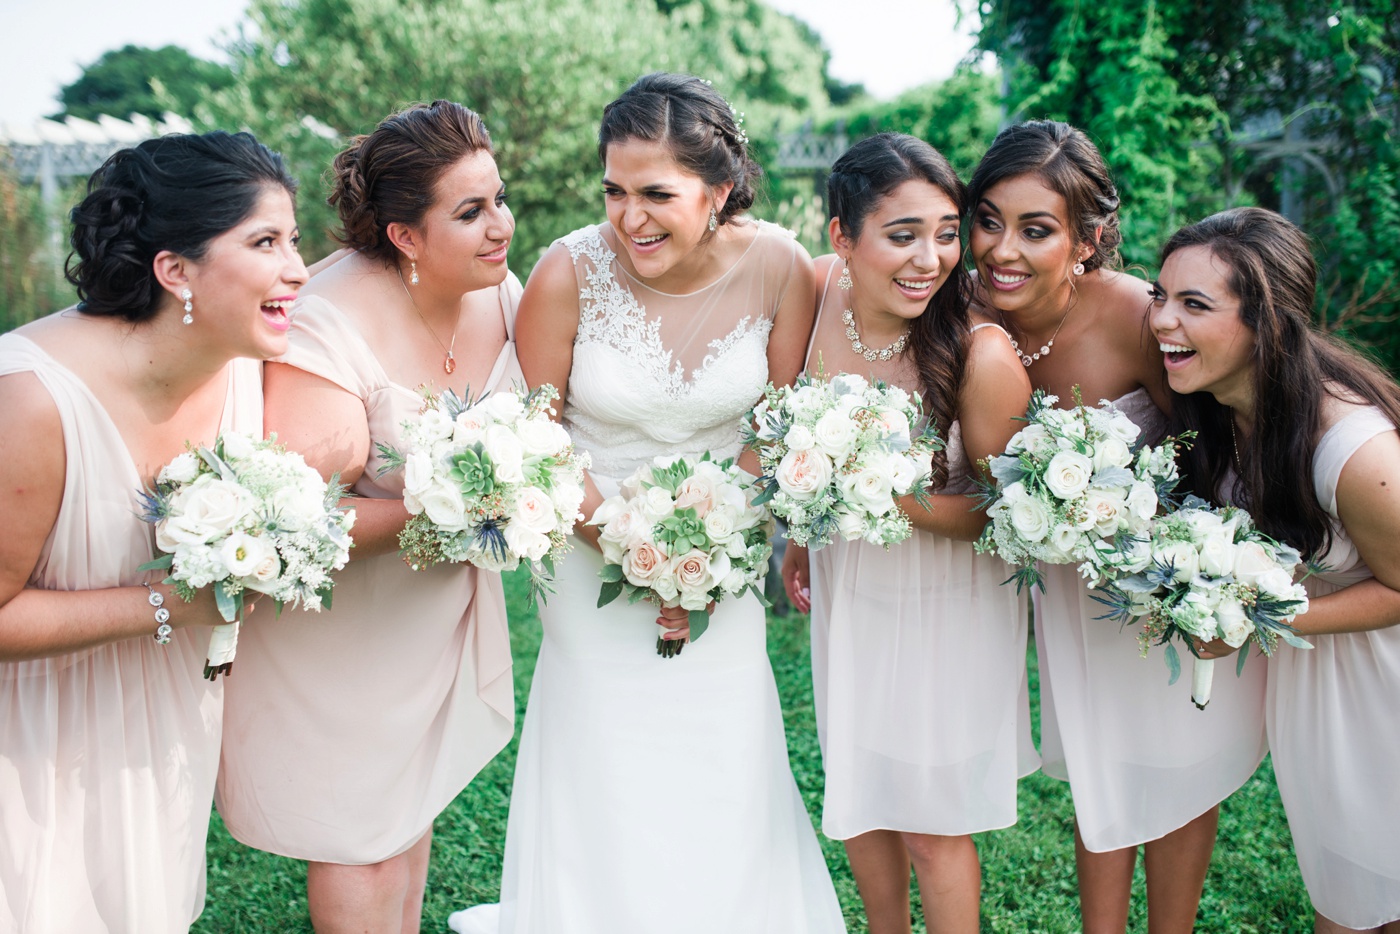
450, 222, 845, 934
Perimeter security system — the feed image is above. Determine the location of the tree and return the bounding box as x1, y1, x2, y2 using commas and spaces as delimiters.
973, 0, 1400, 364
204, 0, 843, 266
55, 45, 233, 121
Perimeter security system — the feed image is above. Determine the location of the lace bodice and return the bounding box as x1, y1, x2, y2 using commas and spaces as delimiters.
561, 222, 804, 480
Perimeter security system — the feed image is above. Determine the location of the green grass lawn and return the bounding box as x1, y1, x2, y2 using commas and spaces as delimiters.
193, 570, 1313, 933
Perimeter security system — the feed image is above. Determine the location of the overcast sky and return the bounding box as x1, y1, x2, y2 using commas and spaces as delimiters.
0, 0, 979, 129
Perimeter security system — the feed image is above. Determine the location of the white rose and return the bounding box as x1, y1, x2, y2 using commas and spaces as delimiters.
503, 522, 552, 561
403, 450, 435, 497
220, 432, 257, 461
550, 481, 585, 519
873, 407, 912, 447
247, 551, 283, 588
1232, 540, 1276, 585
1214, 599, 1253, 647
483, 425, 525, 484
786, 384, 824, 418
784, 424, 816, 452
514, 486, 557, 534
883, 452, 918, 495
835, 507, 866, 540
1157, 541, 1201, 583
1255, 567, 1298, 601
1044, 451, 1094, 500
155, 513, 214, 551
452, 409, 490, 446
159, 451, 201, 484
1198, 535, 1236, 578
840, 466, 896, 517
418, 484, 468, 530
1125, 481, 1158, 522
813, 409, 859, 459
419, 406, 455, 442
590, 495, 628, 528
180, 477, 254, 538
622, 539, 668, 588
516, 417, 564, 456
1008, 496, 1051, 542
775, 448, 833, 501
702, 508, 737, 542
1084, 489, 1126, 537
220, 531, 276, 579
484, 391, 525, 422
271, 480, 324, 531
640, 485, 675, 521
1093, 437, 1132, 472
1104, 411, 1142, 445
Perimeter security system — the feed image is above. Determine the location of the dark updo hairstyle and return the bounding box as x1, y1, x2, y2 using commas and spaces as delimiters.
329, 100, 493, 265
1168, 207, 1400, 558
828, 132, 970, 486
966, 120, 1122, 272
597, 72, 761, 227
66, 131, 296, 322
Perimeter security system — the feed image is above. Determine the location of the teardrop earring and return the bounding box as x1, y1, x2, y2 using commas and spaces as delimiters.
180, 288, 194, 325
708, 208, 718, 232
410, 260, 419, 286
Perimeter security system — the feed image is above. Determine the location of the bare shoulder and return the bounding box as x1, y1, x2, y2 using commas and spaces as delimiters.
521, 241, 581, 302
813, 253, 839, 282
1093, 267, 1154, 322
0, 371, 66, 496
1318, 383, 1374, 435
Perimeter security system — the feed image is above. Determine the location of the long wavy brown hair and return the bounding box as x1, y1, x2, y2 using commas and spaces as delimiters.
827, 133, 970, 487
1168, 207, 1400, 557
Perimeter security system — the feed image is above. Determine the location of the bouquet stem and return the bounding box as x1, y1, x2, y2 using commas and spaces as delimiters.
655, 634, 685, 658
204, 621, 239, 681
1191, 657, 1214, 710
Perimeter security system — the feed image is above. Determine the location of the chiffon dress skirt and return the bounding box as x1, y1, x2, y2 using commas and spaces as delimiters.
1266, 406, 1400, 928
810, 420, 1038, 840
217, 279, 522, 864
451, 221, 844, 933
0, 334, 262, 933
1033, 389, 1268, 852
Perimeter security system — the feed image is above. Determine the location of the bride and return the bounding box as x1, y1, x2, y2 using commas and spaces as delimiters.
450, 72, 845, 934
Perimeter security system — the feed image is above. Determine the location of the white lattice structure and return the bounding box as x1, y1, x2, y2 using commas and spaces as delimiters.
0, 113, 195, 203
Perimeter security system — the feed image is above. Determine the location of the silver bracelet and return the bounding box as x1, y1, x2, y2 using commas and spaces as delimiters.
143, 583, 173, 644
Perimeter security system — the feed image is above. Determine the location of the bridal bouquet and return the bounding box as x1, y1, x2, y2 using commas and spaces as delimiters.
974, 390, 1188, 591
1092, 497, 1311, 708
138, 433, 356, 679
591, 453, 774, 658
742, 372, 941, 549
379, 384, 589, 605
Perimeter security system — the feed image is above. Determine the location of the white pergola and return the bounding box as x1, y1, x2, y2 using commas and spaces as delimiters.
0, 113, 196, 203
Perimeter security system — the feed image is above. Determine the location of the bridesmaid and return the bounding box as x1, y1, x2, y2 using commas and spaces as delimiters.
216, 101, 520, 933
1151, 207, 1400, 934
0, 132, 305, 931
781, 133, 1034, 933
966, 120, 1267, 932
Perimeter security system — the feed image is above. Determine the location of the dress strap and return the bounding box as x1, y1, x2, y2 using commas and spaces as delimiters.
970, 321, 1013, 340
1313, 406, 1396, 518
804, 260, 840, 373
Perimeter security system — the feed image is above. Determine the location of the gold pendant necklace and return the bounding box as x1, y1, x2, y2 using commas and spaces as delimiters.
397, 266, 460, 375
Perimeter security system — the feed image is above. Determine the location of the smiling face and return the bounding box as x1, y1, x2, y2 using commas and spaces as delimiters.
1150, 244, 1257, 408
411, 149, 513, 295
181, 185, 307, 359
602, 137, 730, 280
837, 179, 962, 327
969, 172, 1091, 318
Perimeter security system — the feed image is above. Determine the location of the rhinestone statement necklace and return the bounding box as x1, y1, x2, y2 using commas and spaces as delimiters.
843, 306, 909, 362
1004, 294, 1075, 368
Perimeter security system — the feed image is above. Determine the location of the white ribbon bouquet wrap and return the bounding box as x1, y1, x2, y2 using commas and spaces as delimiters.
1091, 497, 1312, 708
379, 383, 589, 605
139, 432, 356, 679
743, 371, 942, 550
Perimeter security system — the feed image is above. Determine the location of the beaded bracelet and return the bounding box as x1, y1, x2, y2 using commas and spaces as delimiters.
143, 583, 173, 645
